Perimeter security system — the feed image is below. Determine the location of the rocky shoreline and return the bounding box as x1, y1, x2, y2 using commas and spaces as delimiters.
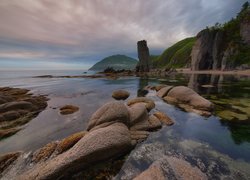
0, 87, 48, 140
0, 85, 215, 179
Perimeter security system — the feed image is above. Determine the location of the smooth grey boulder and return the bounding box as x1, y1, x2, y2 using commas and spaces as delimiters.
18, 123, 132, 180
87, 101, 130, 131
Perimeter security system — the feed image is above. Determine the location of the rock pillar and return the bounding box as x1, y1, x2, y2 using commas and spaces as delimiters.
136, 40, 150, 72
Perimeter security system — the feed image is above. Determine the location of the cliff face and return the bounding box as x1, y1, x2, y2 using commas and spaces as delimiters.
191, 6, 250, 71
136, 40, 150, 72
240, 20, 250, 45
191, 29, 226, 70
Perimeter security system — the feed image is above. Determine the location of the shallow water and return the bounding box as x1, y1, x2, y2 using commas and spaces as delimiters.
0, 70, 250, 176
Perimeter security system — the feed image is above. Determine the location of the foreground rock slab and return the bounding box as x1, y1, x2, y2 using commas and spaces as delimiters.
18, 123, 132, 180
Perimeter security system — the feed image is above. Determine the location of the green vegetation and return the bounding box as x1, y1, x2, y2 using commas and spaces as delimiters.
152, 37, 196, 69
89, 55, 138, 71
207, 2, 250, 66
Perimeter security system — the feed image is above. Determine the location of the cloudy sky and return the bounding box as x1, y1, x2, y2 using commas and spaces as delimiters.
0, 0, 248, 70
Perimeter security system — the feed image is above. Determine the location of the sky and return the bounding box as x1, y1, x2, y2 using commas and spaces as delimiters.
0, 0, 248, 70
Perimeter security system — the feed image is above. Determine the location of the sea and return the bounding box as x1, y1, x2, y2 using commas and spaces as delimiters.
0, 69, 250, 177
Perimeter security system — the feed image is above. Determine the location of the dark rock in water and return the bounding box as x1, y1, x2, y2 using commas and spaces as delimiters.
112, 90, 130, 100
136, 40, 150, 72
59, 105, 79, 115
87, 101, 130, 131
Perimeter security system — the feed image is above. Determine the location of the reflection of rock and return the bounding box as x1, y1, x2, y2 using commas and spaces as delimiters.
59, 105, 79, 115
0, 87, 48, 140
112, 90, 130, 100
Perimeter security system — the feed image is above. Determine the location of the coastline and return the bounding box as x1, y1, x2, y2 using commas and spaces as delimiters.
176, 68, 250, 76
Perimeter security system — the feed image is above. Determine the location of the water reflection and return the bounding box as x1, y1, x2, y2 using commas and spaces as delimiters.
137, 76, 149, 97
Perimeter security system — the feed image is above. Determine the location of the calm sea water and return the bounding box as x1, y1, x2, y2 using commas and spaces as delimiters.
0, 70, 250, 169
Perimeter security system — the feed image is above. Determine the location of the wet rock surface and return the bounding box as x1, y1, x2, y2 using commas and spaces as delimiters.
0, 87, 48, 140
116, 136, 250, 180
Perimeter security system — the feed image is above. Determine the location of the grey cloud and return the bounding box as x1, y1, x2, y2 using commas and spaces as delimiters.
0, 0, 248, 66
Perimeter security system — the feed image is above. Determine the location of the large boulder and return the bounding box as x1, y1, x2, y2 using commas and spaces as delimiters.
128, 103, 149, 126
164, 86, 213, 116
18, 123, 132, 180
87, 101, 130, 131
112, 90, 130, 100
156, 86, 173, 98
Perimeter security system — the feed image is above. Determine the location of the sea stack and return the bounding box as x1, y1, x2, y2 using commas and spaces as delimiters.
136, 40, 150, 72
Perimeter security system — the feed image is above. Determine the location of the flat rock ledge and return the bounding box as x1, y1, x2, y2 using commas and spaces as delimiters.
0, 87, 48, 140
1, 92, 174, 179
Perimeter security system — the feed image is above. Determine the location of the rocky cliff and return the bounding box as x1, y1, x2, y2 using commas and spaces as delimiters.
191, 4, 250, 71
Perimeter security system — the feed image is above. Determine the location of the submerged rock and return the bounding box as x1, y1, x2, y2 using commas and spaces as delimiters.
134, 156, 207, 180
112, 90, 130, 100
59, 105, 79, 115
